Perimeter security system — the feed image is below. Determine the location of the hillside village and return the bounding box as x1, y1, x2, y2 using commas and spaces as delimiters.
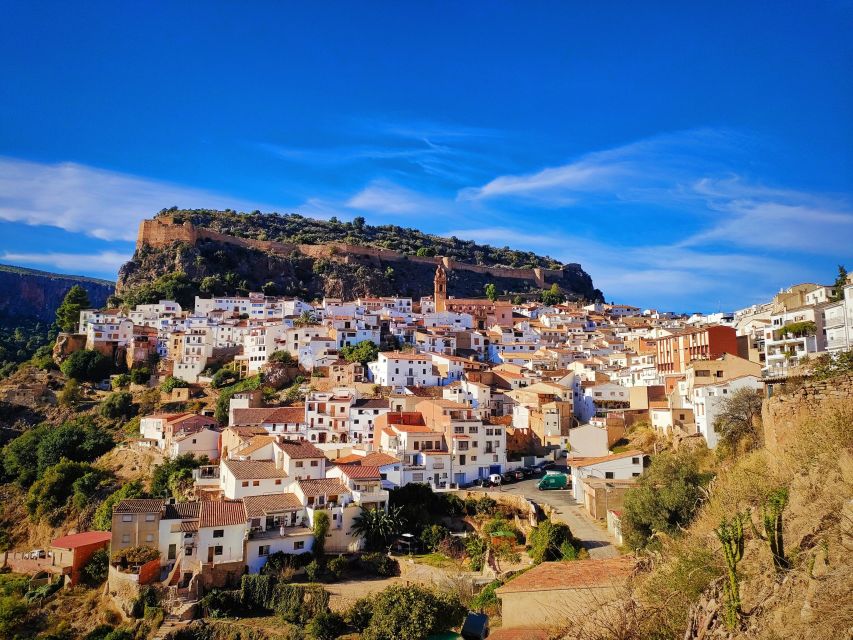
0, 259, 851, 640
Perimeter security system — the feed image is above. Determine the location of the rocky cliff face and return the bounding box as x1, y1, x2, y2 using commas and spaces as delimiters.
116, 212, 602, 304
0, 264, 114, 323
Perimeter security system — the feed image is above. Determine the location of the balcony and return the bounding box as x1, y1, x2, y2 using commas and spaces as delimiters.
247, 524, 310, 540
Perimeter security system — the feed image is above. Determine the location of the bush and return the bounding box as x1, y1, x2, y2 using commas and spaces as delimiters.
358, 552, 396, 577
305, 559, 322, 582
465, 534, 487, 571
359, 584, 466, 640
60, 349, 112, 382
528, 520, 578, 564
82, 548, 109, 586
327, 555, 349, 581
307, 610, 346, 640
111, 545, 160, 569
475, 496, 497, 516
111, 374, 130, 389
129, 367, 150, 385
199, 589, 241, 618
58, 379, 83, 406
151, 453, 206, 497
27, 460, 103, 523
241, 574, 278, 610
274, 584, 330, 624
345, 597, 374, 631
261, 551, 313, 576
471, 579, 502, 613
100, 391, 134, 419
622, 449, 713, 551
211, 368, 238, 388
160, 376, 189, 393
420, 524, 450, 552
269, 350, 295, 365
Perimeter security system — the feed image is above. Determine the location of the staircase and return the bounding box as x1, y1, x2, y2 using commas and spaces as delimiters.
152, 611, 190, 640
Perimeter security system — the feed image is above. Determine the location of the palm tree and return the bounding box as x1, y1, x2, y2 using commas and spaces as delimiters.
352, 506, 403, 551
294, 311, 317, 328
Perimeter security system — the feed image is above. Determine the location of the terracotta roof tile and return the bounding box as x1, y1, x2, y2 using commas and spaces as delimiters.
243, 494, 303, 518
495, 557, 634, 594
335, 464, 382, 480
236, 435, 276, 456
298, 478, 350, 498
199, 500, 246, 528
51, 531, 112, 549
276, 440, 326, 459
114, 499, 164, 514
222, 459, 288, 480
163, 502, 201, 520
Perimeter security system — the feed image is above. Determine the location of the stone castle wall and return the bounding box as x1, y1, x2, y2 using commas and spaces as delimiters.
762, 374, 853, 451
137, 218, 575, 288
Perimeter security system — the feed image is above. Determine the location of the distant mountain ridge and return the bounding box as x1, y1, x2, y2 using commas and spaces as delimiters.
116, 209, 602, 307
0, 263, 114, 323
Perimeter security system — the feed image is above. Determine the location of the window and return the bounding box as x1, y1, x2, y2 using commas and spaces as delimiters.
145, 533, 154, 542
122, 514, 133, 522
310, 460, 318, 467
145, 513, 156, 522
412, 473, 424, 482
632, 472, 641, 477
214, 546, 223, 556
605, 472, 615, 479
242, 481, 249, 487
121, 534, 130, 543
631, 457, 640, 464
258, 545, 270, 557
213, 529, 224, 538
253, 480, 260, 487
294, 541, 305, 550
275, 479, 282, 485
295, 461, 304, 468
185, 547, 193, 556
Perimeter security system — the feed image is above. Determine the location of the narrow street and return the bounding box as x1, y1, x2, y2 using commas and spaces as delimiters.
480, 471, 619, 559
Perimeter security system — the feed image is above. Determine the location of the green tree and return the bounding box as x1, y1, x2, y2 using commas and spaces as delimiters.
100, 391, 134, 420
313, 511, 330, 557
160, 376, 189, 393
622, 449, 713, 550
484, 283, 497, 302
360, 584, 465, 640
27, 460, 98, 523
540, 283, 565, 306
416, 247, 436, 257
527, 520, 578, 564
269, 350, 295, 365
713, 387, 764, 455
340, 340, 379, 366
93, 480, 146, 530
60, 349, 112, 382
307, 610, 345, 640
58, 379, 83, 406
56, 285, 90, 332
82, 548, 109, 586
150, 454, 206, 497
35, 417, 114, 477
830, 264, 848, 302
130, 366, 151, 385
420, 524, 450, 552
352, 506, 403, 551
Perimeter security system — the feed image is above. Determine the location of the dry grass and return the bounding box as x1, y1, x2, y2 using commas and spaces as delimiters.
560, 395, 853, 640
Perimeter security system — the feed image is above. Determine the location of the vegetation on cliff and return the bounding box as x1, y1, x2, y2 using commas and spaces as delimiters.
116, 209, 602, 306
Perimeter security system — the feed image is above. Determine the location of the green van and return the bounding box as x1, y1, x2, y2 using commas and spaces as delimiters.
537, 472, 569, 490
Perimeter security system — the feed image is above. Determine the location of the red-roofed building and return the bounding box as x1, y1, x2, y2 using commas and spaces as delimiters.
50, 531, 112, 586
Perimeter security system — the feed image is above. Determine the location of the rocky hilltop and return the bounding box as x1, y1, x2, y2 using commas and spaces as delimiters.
0, 264, 114, 323
116, 209, 602, 305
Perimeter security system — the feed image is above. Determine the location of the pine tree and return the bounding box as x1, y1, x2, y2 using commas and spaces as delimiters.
55, 285, 91, 333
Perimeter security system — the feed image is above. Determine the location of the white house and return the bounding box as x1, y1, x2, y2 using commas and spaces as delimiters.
368, 352, 440, 388
569, 451, 645, 502
692, 375, 762, 449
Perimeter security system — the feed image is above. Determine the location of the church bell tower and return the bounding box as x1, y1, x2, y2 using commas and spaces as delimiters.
434, 263, 447, 312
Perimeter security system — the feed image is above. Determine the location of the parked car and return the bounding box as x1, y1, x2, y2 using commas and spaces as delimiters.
488, 473, 503, 486
537, 472, 569, 491
501, 471, 516, 484
512, 469, 525, 480
519, 466, 536, 477
30, 549, 46, 559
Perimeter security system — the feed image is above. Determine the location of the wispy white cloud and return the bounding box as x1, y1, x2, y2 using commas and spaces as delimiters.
0, 156, 276, 242
0, 250, 129, 275
346, 180, 448, 216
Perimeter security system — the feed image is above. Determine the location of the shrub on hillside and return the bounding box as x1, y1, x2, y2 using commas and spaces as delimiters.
60, 349, 112, 382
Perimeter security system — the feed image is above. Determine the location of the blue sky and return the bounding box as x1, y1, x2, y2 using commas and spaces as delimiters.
1, 2, 851, 311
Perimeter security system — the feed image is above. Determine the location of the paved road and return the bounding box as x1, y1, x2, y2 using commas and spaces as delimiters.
481, 471, 619, 559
